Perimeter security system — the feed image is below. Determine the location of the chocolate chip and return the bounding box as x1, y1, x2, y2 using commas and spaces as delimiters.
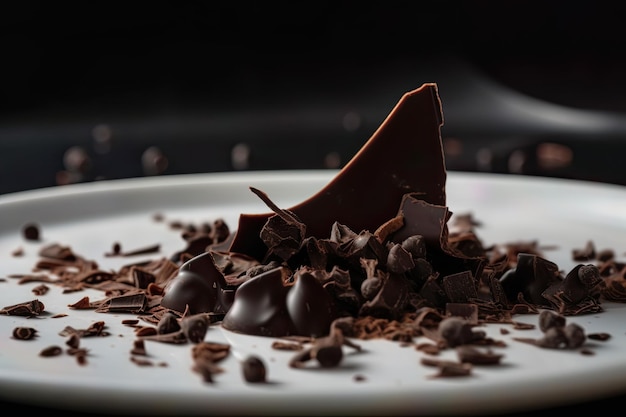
386, 243, 415, 274
180, 314, 209, 343
538, 310, 566, 332
39, 345, 63, 357
438, 317, 475, 347
157, 311, 181, 335
22, 223, 40, 241
563, 322, 586, 348
241, 355, 267, 383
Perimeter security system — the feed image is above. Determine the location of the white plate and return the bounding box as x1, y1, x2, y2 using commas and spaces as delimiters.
1, 171, 626, 416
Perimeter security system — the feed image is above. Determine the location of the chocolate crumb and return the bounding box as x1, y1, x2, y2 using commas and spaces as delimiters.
511, 321, 535, 330
105, 243, 161, 257
421, 357, 473, 378
40, 345, 63, 357
438, 317, 477, 347
415, 342, 441, 355
32, 284, 49, 296
135, 326, 157, 337
180, 314, 209, 343
456, 346, 504, 365
131, 339, 148, 356
131, 357, 154, 367
289, 328, 360, 369
12, 327, 38, 340
538, 310, 566, 332
22, 223, 41, 241
191, 342, 230, 383
66, 333, 80, 349
588, 332, 611, 341
271, 340, 304, 351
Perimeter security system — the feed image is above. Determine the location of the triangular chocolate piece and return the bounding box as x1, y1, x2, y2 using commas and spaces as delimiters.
230, 83, 446, 260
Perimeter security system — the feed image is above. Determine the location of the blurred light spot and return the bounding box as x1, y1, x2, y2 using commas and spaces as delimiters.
443, 137, 463, 157
324, 151, 341, 169
231, 143, 251, 170
63, 146, 91, 174
476, 148, 493, 171
342, 111, 361, 132
56, 170, 82, 186
142, 146, 169, 176
508, 150, 527, 174
92, 124, 113, 154
536, 142, 573, 170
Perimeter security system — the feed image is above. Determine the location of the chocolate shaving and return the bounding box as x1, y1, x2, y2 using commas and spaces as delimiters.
12, 327, 38, 340
0, 299, 45, 316
105, 243, 161, 257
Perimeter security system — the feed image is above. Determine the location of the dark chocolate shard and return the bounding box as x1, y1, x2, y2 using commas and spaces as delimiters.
229, 83, 446, 261
499, 253, 562, 306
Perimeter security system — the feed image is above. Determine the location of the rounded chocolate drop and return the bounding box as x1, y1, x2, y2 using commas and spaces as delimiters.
221, 267, 295, 337
286, 270, 336, 337
160, 269, 218, 315
162, 251, 234, 315
242, 355, 267, 383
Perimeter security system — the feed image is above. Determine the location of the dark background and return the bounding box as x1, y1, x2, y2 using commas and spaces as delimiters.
2, 1, 626, 196
2, 1, 626, 415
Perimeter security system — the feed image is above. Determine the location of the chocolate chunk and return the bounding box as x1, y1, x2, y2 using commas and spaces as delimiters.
250, 187, 306, 262
499, 253, 561, 306
445, 303, 479, 324
442, 271, 478, 303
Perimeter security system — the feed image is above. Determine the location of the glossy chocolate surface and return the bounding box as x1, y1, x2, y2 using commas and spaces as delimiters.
229, 83, 446, 261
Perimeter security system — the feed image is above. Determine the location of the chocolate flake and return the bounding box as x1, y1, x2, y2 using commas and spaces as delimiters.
421, 357, 473, 378
39, 345, 63, 357
456, 346, 504, 365
0, 299, 45, 316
